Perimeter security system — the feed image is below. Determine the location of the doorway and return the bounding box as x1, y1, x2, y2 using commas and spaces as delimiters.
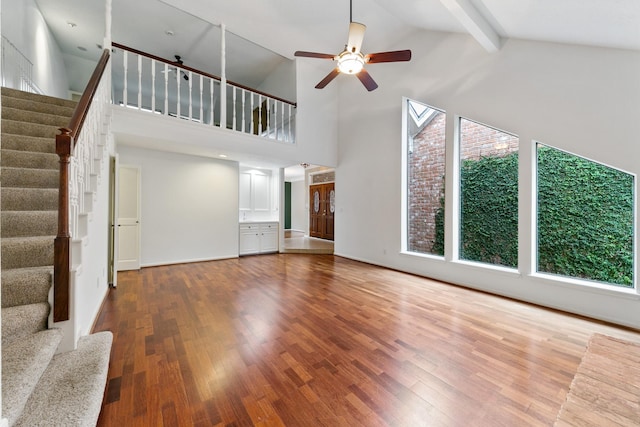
309, 182, 335, 241
117, 165, 141, 270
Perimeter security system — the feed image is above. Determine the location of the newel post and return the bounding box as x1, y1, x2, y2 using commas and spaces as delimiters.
54, 128, 73, 322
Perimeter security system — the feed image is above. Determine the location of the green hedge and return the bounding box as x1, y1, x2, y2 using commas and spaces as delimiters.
433, 146, 634, 286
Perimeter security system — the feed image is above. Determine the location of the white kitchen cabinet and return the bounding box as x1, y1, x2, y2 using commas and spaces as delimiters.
239, 222, 278, 255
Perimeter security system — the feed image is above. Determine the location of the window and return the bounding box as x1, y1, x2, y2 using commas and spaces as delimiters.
537, 144, 634, 287
459, 118, 519, 268
406, 100, 446, 256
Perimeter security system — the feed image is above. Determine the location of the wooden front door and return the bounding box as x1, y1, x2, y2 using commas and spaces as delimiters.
309, 183, 335, 240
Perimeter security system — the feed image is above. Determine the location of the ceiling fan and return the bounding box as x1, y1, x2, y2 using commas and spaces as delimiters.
161, 55, 189, 81
294, 0, 411, 91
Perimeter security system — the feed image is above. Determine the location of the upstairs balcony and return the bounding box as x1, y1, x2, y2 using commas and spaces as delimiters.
111, 43, 296, 144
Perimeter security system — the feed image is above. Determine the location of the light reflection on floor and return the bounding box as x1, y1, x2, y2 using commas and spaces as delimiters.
282, 230, 334, 254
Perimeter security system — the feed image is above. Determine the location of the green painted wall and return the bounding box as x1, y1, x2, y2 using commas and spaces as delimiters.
284, 181, 292, 229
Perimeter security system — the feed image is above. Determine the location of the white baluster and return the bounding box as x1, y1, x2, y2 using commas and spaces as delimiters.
137, 54, 142, 108
210, 78, 214, 126
188, 71, 193, 120
250, 93, 254, 134
258, 94, 262, 135
281, 101, 285, 141
123, 50, 128, 106
164, 63, 168, 115
151, 59, 156, 113
176, 68, 181, 118
232, 86, 237, 131
241, 89, 246, 133
199, 75, 203, 123
288, 104, 292, 143
274, 100, 278, 140
266, 98, 271, 137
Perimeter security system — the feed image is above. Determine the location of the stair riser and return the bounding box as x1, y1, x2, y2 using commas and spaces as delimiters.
2, 96, 76, 117
1, 239, 54, 269
2, 107, 72, 128
1, 188, 59, 211
1, 168, 59, 189
1, 267, 52, 308
1, 149, 59, 170
2, 120, 60, 139
2, 212, 57, 238
2, 87, 77, 109
0, 134, 55, 154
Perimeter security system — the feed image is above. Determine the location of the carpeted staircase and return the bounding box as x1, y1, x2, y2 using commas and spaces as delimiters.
1, 87, 112, 426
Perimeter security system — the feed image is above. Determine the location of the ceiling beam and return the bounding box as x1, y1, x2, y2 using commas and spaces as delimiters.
438, 0, 502, 52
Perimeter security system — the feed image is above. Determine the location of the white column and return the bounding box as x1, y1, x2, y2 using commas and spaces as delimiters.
103, 0, 112, 49
220, 23, 227, 128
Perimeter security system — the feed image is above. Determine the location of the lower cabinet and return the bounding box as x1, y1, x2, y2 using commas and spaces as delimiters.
240, 222, 278, 255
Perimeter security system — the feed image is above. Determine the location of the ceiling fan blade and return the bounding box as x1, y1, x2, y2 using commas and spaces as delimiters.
365, 49, 412, 64
295, 51, 336, 59
315, 68, 341, 89
346, 22, 366, 53
356, 68, 378, 91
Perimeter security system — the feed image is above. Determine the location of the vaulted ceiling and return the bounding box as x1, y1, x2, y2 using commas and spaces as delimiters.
35, 0, 640, 90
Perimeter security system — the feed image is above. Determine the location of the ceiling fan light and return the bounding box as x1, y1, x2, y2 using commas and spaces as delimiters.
337, 51, 365, 74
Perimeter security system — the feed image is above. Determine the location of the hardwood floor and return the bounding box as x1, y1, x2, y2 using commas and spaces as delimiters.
94, 254, 640, 426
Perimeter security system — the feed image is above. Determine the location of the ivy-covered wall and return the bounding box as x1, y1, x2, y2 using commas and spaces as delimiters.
432, 146, 633, 286
537, 145, 634, 286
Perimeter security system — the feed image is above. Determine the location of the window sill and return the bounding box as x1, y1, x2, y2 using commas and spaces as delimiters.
531, 272, 639, 299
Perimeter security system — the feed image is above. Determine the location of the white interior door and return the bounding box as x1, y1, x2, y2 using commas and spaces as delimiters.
117, 165, 141, 271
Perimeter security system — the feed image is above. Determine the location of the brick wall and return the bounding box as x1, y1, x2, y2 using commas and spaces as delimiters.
408, 116, 518, 254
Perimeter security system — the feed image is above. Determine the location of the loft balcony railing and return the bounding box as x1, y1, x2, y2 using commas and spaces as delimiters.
1, 35, 42, 94
111, 43, 296, 143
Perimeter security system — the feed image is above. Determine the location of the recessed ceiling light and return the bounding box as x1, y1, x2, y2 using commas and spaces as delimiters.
67, 22, 77, 28
77, 46, 87, 52
165, 30, 175, 36
96, 43, 103, 50
219, 154, 228, 158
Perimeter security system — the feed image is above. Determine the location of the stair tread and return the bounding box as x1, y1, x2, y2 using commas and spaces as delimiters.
1, 328, 64, 426
1, 235, 54, 270
1, 133, 55, 153
1, 148, 59, 170
1, 166, 59, 189
2, 235, 56, 243
1, 210, 57, 238
1, 96, 76, 117
1, 87, 77, 109
2, 302, 50, 347
1, 187, 58, 211
1, 119, 61, 138
1, 266, 52, 309
14, 332, 113, 427
2, 106, 72, 128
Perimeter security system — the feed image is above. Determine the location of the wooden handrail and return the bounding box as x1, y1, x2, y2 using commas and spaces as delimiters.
112, 41, 297, 107
54, 48, 111, 322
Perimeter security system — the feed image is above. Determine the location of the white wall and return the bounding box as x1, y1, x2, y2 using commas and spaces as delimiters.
294, 59, 339, 167
335, 30, 640, 328
258, 58, 296, 103
63, 53, 99, 94
1, 0, 69, 97
290, 180, 306, 232
75, 146, 112, 340
116, 145, 239, 266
